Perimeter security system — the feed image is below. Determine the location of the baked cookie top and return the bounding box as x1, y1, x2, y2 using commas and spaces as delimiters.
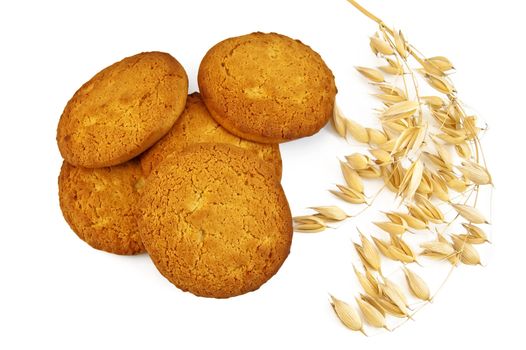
57, 51, 188, 168
140, 92, 282, 178
58, 160, 145, 255
198, 32, 337, 143
139, 143, 292, 298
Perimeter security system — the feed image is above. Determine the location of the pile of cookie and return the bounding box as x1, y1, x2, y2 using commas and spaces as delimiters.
57, 32, 336, 298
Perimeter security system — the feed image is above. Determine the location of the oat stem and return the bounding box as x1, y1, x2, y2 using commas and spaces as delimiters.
346, 0, 383, 24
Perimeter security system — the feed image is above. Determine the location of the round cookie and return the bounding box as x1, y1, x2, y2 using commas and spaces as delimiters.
58, 160, 145, 255
139, 143, 292, 298
140, 92, 282, 178
57, 51, 188, 168
198, 32, 337, 143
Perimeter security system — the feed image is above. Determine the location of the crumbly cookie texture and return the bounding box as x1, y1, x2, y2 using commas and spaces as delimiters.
139, 143, 292, 298
58, 160, 145, 255
57, 51, 188, 168
140, 92, 282, 178
198, 32, 337, 144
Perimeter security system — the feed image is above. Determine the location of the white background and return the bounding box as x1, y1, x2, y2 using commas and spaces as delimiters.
0, 0, 523, 349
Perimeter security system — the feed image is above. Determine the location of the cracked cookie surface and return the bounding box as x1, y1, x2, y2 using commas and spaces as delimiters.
198, 32, 337, 143
139, 143, 292, 298
58, 160, 145, 255
140, 92, 282, 178
57, 51, 188, 168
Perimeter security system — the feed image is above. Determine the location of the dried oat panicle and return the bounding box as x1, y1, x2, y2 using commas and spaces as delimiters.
321, 0, 493, 334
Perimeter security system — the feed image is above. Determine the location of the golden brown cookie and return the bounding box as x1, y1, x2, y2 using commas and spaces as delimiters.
198, 32, 337, 143
139, 143, 292, 298
140, 92, 282, 178
57, 51, 188, 168
58, 160, 145, 255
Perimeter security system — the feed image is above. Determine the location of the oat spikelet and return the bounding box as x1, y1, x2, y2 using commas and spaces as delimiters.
416, 169, 433, 195
355, 297, 388, 329
370, 35, 394, 55
420, 241, 456, 258
360, 294, 386, 316
374, 297, 406, 318
346, 119, 369, 143
330, 295, 365, 334
357, 165, 382, 178
379, 57, 404, 75
451, 235, 482, 265
455, 142, 472, 159
451, 203, 489, 224
388, 211, 427, 230
372, 236, 395, 260
370, 148, 391, 165
391, 234, 416, 260
383, 277, 409, 308
422, 95, 445, 108
415, 194, 444, 223
366, 128, 388, 145
374, 83, 407, 99
294, 223, 326, 233
359, 231, 381, 271
421, 59, 446, 77
430, 173, 450, 202
293, 215, 325, 225
340, 161, 364, 193
427, 56, 454, 72
398, 159, 424, 200
432, 139, 454, 169
353, 265, 378, 297
421, 72, 456, 94
381, 101, 420, 120
393, 29, 409, 58
355, 66, 385, 83
391, 127, 417, 155
332, 104, 347, 137
310, 206, 349, 221
403, 267, 431, 301
374, 221, 406, 235
387, 245, 416, 264
457, 161, 492, 185
330, 188, 367, 205
374, 93, 406, 104
379, 283, 409, 316
462, 223, 489, 244
346, 153, 370, 170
